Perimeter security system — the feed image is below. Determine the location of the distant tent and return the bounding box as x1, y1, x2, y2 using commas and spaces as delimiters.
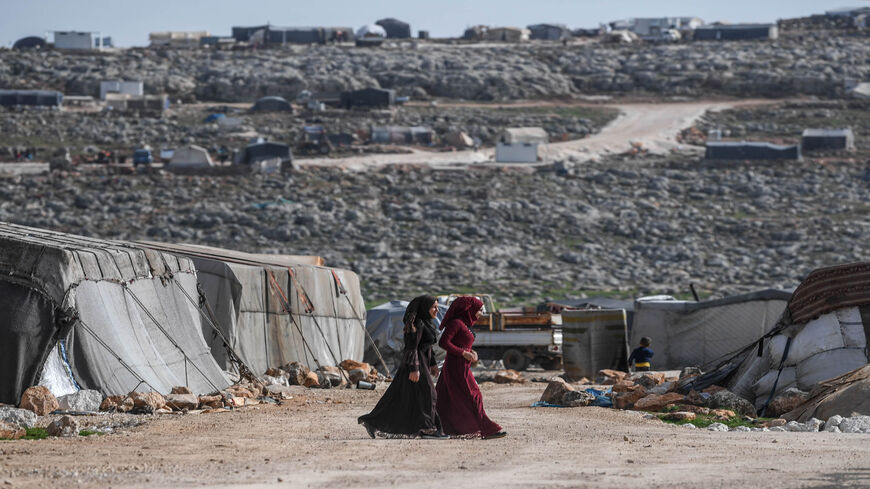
801, 128, 855, 152
694, 23, 778, 41
364, 300, 447, 372
705, 141, 801, 160
0, 90, 63, 107
340, 88, 395, 109
630, 289, 792, 370
527, 24, 571, 40
0, 222, 230, 403
356, 24, 386, 46
500, 127, 549, 144
376, 18, 412, 39
137, 242, 366, 374
13, 36, 46, 49
235, 141, 293, 165
166, 145, 214, 170
251, 96, 293, 112
231, 25, 269, 42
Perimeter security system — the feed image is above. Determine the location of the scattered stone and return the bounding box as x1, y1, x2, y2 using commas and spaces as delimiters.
494, 370, 526, 384
562, 390, 597, 407
732, 426, 752, 432
171, 386, 193, 395
164, 393, 199, 411
598, 369, 627, 385
838, 415, 870, 433
317, 366, 346, 387
347, 369, 369, 385
46, 415, 79, 437
302, 371, 320, 388
0, 406, 38, 429
130, 391, 167, 413
339, 360, 371, 372
264, 385, 305, 399
823, 415, 844, 432
265, 367, 287, 379
663, 411, 696, 422
631, 372, 665, 389
708, 390, 756, 417
198, 395, 223, 409
681, 423, 698, 429
262, 375, 288, 387
225, 385, 258, 398
762, 418, 787, 428
766, 388, 809, 418
706, 422, 729, 432
647, 381, 674, 395
669, 404, 710, 415
768, 426, 787, 432
19, 386, 59, 416
612, 386, 648, 410
57, 390, 103, 412
710, 409, 736, 420
540, 378, 575, 405
100, 395, 134, 413
282, 362, 311, 386
0, 421, 25, 439
680, 367, 702, 379
784, 418, 823, 432
634, 393, 685, 412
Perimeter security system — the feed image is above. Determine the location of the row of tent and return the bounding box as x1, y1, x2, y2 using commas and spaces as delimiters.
1, 222, 367, 404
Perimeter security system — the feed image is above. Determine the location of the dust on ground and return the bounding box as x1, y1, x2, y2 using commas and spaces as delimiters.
2, 381, 868, 489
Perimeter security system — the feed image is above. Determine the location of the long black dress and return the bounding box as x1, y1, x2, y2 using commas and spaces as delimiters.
358, 318, 443, 436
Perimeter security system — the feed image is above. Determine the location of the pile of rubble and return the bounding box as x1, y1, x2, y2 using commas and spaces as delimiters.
0, 359, 383, 440
537, 367, 870, 434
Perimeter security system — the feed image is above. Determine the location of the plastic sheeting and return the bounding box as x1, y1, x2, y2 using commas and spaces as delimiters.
0, 222, 231, 402
136, 242, 366, 375
631, 290, 791, 370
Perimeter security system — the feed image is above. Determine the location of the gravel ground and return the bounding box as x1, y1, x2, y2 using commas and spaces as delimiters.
1, 382, 868, 489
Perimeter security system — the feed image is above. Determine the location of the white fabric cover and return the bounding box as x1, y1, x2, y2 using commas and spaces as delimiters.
796, 348, 868, 391
788, 313, 845, 365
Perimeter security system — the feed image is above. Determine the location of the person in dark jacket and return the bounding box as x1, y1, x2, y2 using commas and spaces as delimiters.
628, 337, 654, 372
358, 295, 447, 439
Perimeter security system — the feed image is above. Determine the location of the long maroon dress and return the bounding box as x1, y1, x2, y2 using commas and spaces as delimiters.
435, 297, 502, 437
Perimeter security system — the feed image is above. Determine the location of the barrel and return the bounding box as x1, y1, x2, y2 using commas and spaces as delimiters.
561, 309, 628, 381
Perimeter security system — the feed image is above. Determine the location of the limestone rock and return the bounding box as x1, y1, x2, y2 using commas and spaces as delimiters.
171, 386, 193, 395
282, 362, 311, 386
663, 411, 696, 422
494, 369, 526, 384
766, 387, 809, 418
302, 371, 320, 388
339, 359, 371, 372
225, 385, 258, 398
165, 393, 199, 411
0, 421, 25, 440
265, 367, 287, 379
540, 378, 574, 405
631, 372, 664, 389
706, 422, 729, 432
348, 369, 369, 385
613, 386, 648, 410
708, 390, 755, 417
100, 395, 134, 412
598, 369, 627, 385
562, 390, 597, 407
198, 394, 223, 409
46, 415, 79, 437
680, 367, 702, 379
823, 415, 844, 432
19, 386, 59, 416
648, 381, 674, 395
262, 375, 288, 387
710, 409, 736, 420
633, 393, 685, 412
0, 406, 38, 428
838, 415, 870, 433
318, 366, 346, 387
57, 389, 103, 412
762, 418, 787, 428
130, 391, 166, 412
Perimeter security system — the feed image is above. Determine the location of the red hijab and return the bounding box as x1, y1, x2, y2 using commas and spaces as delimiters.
439, 296, 483, 330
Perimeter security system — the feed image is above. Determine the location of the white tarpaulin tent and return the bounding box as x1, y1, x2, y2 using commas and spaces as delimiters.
0, 222, 230, 403
630, 289, 792, 370
136, 242, 366, 375
166, 144, 214, 170
726, 264, 870, 413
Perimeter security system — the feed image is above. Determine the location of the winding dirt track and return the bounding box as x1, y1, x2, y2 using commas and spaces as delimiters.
296, 99, 775, 170
2, 382, 869, 489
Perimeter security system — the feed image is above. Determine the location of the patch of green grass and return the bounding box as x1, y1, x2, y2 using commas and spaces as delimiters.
22, 427, 48, 440
78, 430, 100, 437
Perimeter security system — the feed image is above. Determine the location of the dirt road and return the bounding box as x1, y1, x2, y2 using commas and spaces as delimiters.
2, 382, 868, 489
295, 99, 774, 170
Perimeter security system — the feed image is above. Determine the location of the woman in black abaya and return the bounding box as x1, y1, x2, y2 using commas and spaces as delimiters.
358, 295, 447, 438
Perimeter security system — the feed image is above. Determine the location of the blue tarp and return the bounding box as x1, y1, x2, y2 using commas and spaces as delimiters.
530, 387, 613, 408
204, 113, 225, 123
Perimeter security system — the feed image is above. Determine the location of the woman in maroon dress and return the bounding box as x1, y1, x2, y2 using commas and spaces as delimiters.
435, 296, 506, 439
358, 296, 447, 439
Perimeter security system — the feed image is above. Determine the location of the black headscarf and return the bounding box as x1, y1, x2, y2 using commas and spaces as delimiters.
403, 295, 437, 334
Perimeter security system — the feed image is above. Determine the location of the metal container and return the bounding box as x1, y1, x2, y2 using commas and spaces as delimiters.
561, 309, 628, 381
356, 380, 375, 390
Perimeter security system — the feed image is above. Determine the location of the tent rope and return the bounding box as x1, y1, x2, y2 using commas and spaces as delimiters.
329, 272, 392, 378
76, 317, 161, 394
122, 284, 223, 394
285, 267, 351, 384
266, 270, 323, 371
170, 277, 260, 385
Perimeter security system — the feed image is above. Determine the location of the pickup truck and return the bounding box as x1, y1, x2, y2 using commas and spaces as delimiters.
441, 294, 562, 371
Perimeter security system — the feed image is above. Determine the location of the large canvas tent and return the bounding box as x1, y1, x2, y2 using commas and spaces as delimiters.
375, 18, 411, 39
0, 222, 230, 404
136, 242, 366, 375
630, 289, 792, 370
726, 263, 870, 413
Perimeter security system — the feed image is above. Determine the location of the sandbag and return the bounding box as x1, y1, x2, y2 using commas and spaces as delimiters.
766, 334, 794, 369
835, 307, 862, 325
796, 348, 868, 391
788, 313, 845, 366
753, 367, 796, 402
837, 307, 867, 349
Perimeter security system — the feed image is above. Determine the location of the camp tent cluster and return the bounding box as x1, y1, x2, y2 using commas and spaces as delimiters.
0, 222, 366, 405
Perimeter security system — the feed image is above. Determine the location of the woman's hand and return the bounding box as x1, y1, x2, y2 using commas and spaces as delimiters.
462, 351, 475, 362
470, 350, 479, 362
429, 365, 439, 378
409, 370, 420, 383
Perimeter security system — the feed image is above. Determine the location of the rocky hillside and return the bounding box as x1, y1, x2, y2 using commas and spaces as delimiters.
0, 159, 864, 305
2, 28, 869, 103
